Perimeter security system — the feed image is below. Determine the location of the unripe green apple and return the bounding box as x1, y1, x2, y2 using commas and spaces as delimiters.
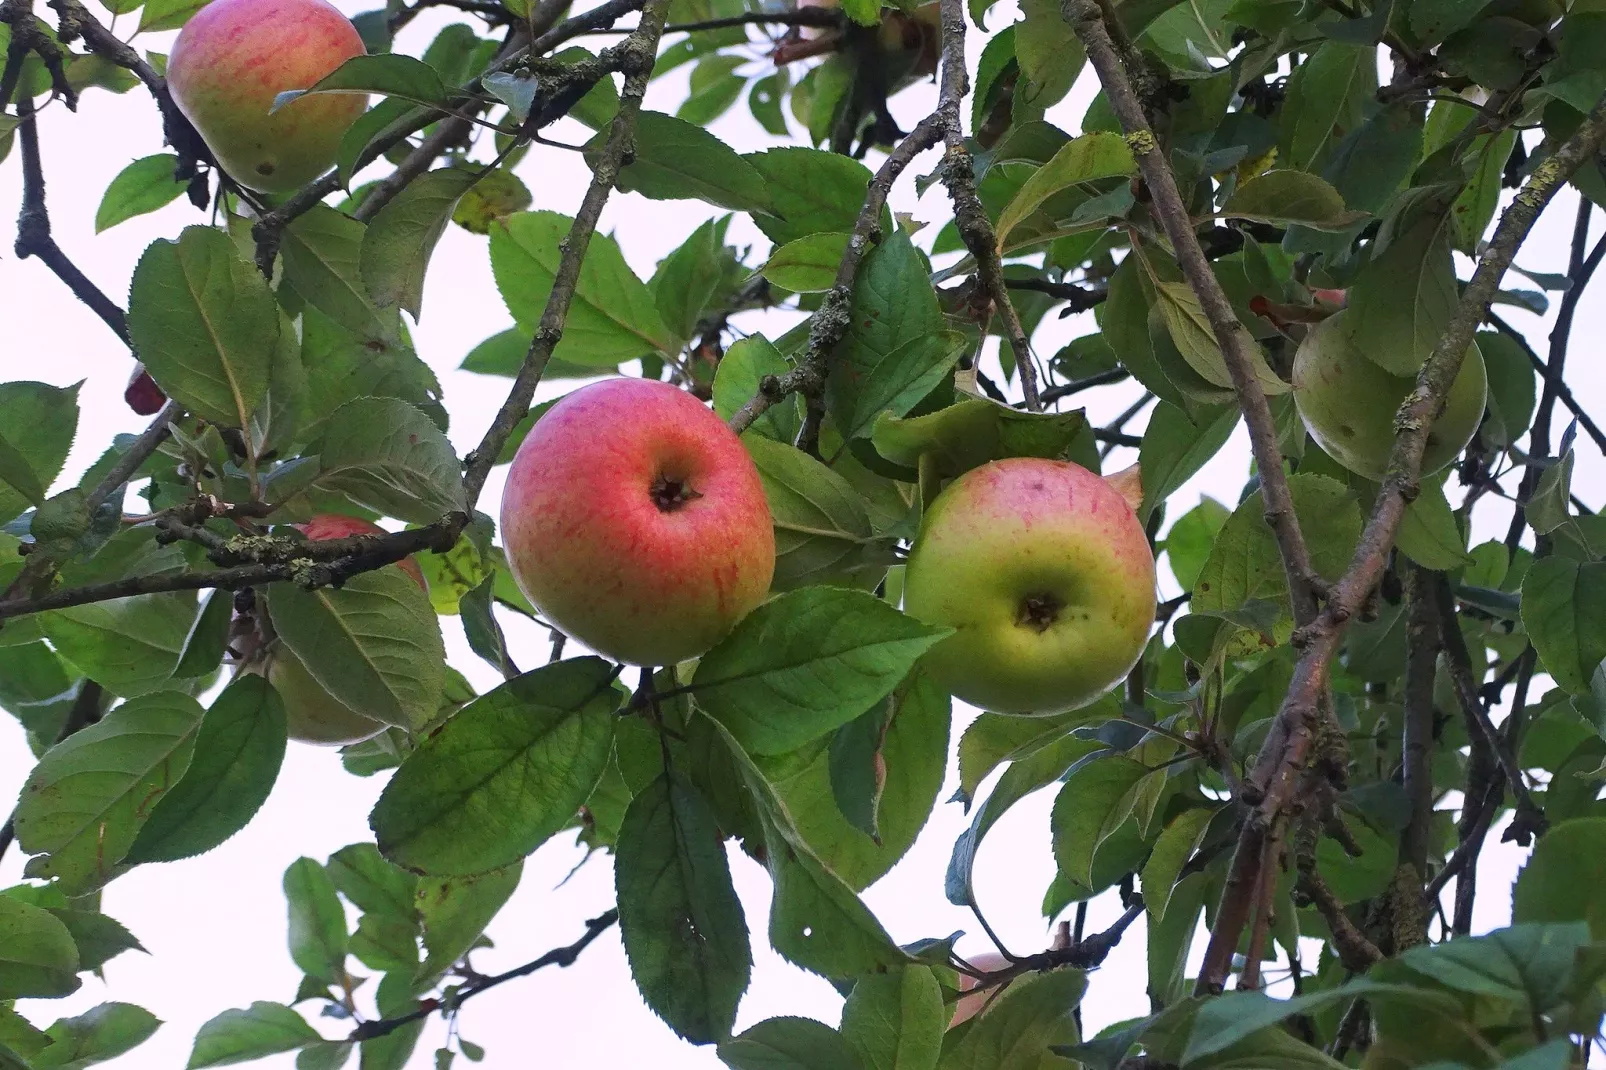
500, 378, 775, 667
1292, 311, 1487, 482
903, 458, 1156, 715
167, 0, 366, 193
250, 514, 425, 745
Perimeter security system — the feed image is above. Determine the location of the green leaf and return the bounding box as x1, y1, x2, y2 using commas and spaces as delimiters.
95, 154, 186, 232
0, 896, 79, 999
50, 909, 143, 972
718, 1017, 866, 1070
1050, 756, 1148, 887
13, 690, 204, 894
935, 968, 1085, 1069
1222, 170, 1365, 230
1395, 478, 1469, 569
336, 98, 420, 187
871, 397, 1089, 481
994, 133, 1135, 252
747, 148, 872, 246
1513, 817, 1606, 935
451, 167, 532, 235
32, 1002, 160, 1068
1342, 209, 1458, 376
0, 381, 79, 526
1182, 984, 1449, 1064
605, 112, 769, 213
361, 168, 478, 321
327, 843, 418, 921
274, 54, 450, 112
125, 674, 287, 863
1280, 41, 1375, 170
186, 1003, 322, 1068
691, 587, 949, 756
1521, 558, 1606, 694
651, 217, 731, 344
40, 593, 196, 698
174, 588, 231, 680
616, 772, 751, 1044
744, 435, 880, 592
265, 566, 446, 729
714, 335, 800, 443
459, 327, 609, 381
281, 206, 399, 345
414, 863, 522, 986
1478, 329, 1536, 448
490, 211, 674, 365
1141, 806, 1218, 922
1411, 0, 1493, 44
760, 670, 950, 891
677, 55, 747, 125
1138, 402, 1238, 521
309, 396, 465, 523
370, 658, 619, 875
840, 967, 944, 1070
1193, 474, 1362, 616
284, 858, 347, 983
128, 226, 277, 428
762, 232, 849, 293
136, 0, 204, 31
289, 309, 444, 449
1526, 451, 1574, 537
1014, 0, 1083, 111
1152, 281, 1288, 396
749, 70, 788, 136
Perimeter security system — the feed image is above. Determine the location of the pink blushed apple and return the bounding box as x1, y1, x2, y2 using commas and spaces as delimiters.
167, 0, 366, 193
903, 458, 1156, 715
500, 378, 775, 667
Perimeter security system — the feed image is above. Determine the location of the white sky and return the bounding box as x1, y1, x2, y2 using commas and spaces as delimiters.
1, 2, 1598, 1065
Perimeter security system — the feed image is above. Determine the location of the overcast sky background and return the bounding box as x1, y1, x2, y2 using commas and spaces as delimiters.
1, 2, 1597, 1065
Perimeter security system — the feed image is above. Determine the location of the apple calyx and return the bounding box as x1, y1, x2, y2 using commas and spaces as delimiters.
1016, 592, 1064, 634
649, 475, 703, 513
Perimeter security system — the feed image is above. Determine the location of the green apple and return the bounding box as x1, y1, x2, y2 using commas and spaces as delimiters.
1292, 311, 1487, 482
903, 458, 1156, 715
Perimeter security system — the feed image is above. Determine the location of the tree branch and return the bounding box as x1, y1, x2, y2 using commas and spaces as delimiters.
1400, 565, 1439, 879
12, 97, 131, 345
931, 0, 1041, 410
1194, 91, 1606, 993
1063, 0, 1320, 625
1486, 312, 1606, 458
349, 908, 619, 1042
85, 401, 184, 515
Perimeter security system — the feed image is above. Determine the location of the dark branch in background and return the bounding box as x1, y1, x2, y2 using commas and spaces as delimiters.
726, 118, 946, 437
931, 0, 1042, 410
12, 97, 131, 343
0, 680, 104, 866
1, 0, 75, 111
955, 899, 1143, 997
1005, 276, 1107, 313
587, 7, 842, 33
1038, 367, 1129, 406
1063, 0, 1321, 626
350, 908, 619, 1042
1191, 93, 1606, 993
1399, 565, 1439, 881
1486, 312, 1606, 457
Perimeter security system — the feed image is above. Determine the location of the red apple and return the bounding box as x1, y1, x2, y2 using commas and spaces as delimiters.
903, 458, 1156, 715
124, 365, 167, 416
500, 378, 775, 667
951, 952, 1008, 1027
254, 514, 426, 744
167, 0, 367, 193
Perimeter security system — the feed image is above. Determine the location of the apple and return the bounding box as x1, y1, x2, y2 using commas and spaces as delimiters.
167, 0, 367, 194
250, 514, 425, 745
1292, 311, 1487, 482
950, 952, 1008, 1027
500, 378, 775, 667
903, 457, 1156, 715
124, 365, 167, 415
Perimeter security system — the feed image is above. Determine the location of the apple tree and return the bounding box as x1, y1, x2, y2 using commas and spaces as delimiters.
4, 0, 1606, 1063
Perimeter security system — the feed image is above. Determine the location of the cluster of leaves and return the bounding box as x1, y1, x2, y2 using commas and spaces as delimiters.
6, 0, 1606, 1065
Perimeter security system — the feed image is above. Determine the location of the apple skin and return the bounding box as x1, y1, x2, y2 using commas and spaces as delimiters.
903, 458, 1156, 715
1292, 311, 1487, 482
254, 514, 425, 745
167, 0, 366, 193
951, 952, 1008, 1027
500, 378, 775, 667
124, 365, 167, 416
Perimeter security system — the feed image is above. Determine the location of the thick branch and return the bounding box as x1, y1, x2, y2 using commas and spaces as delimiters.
1400, 565, 1439, 878
350, 908, 619, 1042
931, 0, 1040, 410
1064, 0, 1319, 625
12, 98, 132, 345
85, 401, 184, 516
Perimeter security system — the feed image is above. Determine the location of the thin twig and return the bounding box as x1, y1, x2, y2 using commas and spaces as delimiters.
1486, 312, 1606, 458
84, 401, 184, 516
12, 98, 131, 344
350, 908, 619, 1042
